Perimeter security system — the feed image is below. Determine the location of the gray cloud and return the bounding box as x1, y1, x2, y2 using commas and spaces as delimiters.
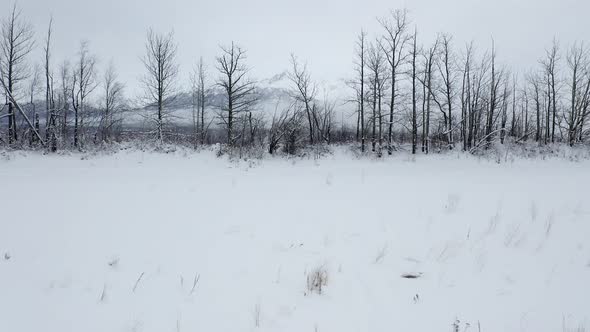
13, 0, 590, 97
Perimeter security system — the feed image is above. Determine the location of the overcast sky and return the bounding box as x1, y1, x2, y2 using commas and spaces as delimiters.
13, 0, 590, 97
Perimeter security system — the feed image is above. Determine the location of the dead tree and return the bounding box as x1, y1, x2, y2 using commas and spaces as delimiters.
72, 41, 97, 148
499, 74, 510, 144
320, 90, 336, 144
141, 29, 178, 143
509, 74, 518, 138
528, 72, 543, 143
216, 42, 257, 146
420, 38, 438, 153
26, 64, 41, 144
288, 54, 317, 144
378, 8, 410, 155
433, 34, 456, 148
541, 39, 559, 143
410, 29, 418, 154
190, 67, 198, 147
353, 30, 367, 152
59, 60, 71, 141
485, 40, 503, 146
521, 87, 530, 141
0, 4, 34, 144
565, 43, 590, 145
268, 103, 292, 154
190, 57, 207, 145
468, 53, 491, 148
44, 17, 54, 141
459, 42, 474, 151
100, 61, 123, 142
367, 41, 386, 153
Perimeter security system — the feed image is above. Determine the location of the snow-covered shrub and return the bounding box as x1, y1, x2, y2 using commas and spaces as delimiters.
306, 265, 328, 295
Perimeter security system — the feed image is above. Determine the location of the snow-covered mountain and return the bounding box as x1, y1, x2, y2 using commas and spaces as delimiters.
126, 73, 354, 127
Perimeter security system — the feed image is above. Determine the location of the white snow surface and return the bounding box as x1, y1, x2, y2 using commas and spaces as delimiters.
0, 147, 589, 332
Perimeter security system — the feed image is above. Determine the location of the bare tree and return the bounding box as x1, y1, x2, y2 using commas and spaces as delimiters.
0, 4, 34, 144
564, 43, 590, 145
527, 72, 543, 143
199, 62, 208, 144
499, 74, 510, 144
319, 89, 336, 145
420, 38, 439, 153
378, 8, 410, 154
141, 28, 179, 143
268, 102, 291, 154
276, 106, 305, 155
520, 87, 530, 141
541, 39, 559, 143
288, 53, 317, 144
459, 42, 473, 151
485, 40, 504, 145
367, 41, 387, 153
44, 17, 54, 141
432, 33, 457, 148
410, 29, 418, 154
71, 41, 97, 148
353, 30, 367, 152
469, 52, 491, 148
26, 63, 41, 144
190, 57, 208, 146
509, 74, 518, 138
99, 61, 124, 142
58, 60, 71, 141
216, 42, 257, 146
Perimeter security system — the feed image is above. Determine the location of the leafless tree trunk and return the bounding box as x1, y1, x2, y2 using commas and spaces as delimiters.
541, 40, 559, 143
434, 34, 455, 148
485, 40, 503, 146
565, 43, 590, 146
216, 42, 257, 146
288, 54, 317, 145
379, 8, 409, 155
27, 64, 40, 145
528, 72, 542, 143
141, 29, 178, 143
44, 17, 54, 141
72, 41, 97, 148
421, 39, 438, 153
197, 58, 207, 144
100, 61, 123, 142
522, 88, 529, 141
367, 41, 385, 153
0, 4, 34, 145
354, 30, 367, 152
59, 60, 70, 142
460, 42, 473, 151
410, 29, 418, 154
509, 74, 517, 138
500, 75, 510, 144
190, 57, 208, 147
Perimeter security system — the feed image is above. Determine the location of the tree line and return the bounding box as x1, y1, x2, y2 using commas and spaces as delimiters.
1, 5, 589, 155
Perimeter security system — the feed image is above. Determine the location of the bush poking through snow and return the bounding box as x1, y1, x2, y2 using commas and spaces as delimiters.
374, 244, 388, 264
99, 283, 107, 302
562, 317, 587, 332
189, 273, 200, 295
452, 318, 461, 332
107, 256, 119, 268
132, 272, 145, 293
253, 302, 261, 328
401, 272, 423, 279
306, 265, 328, 295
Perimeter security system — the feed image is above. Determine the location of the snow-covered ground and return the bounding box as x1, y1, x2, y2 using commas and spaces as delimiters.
0, 148, 589, 332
